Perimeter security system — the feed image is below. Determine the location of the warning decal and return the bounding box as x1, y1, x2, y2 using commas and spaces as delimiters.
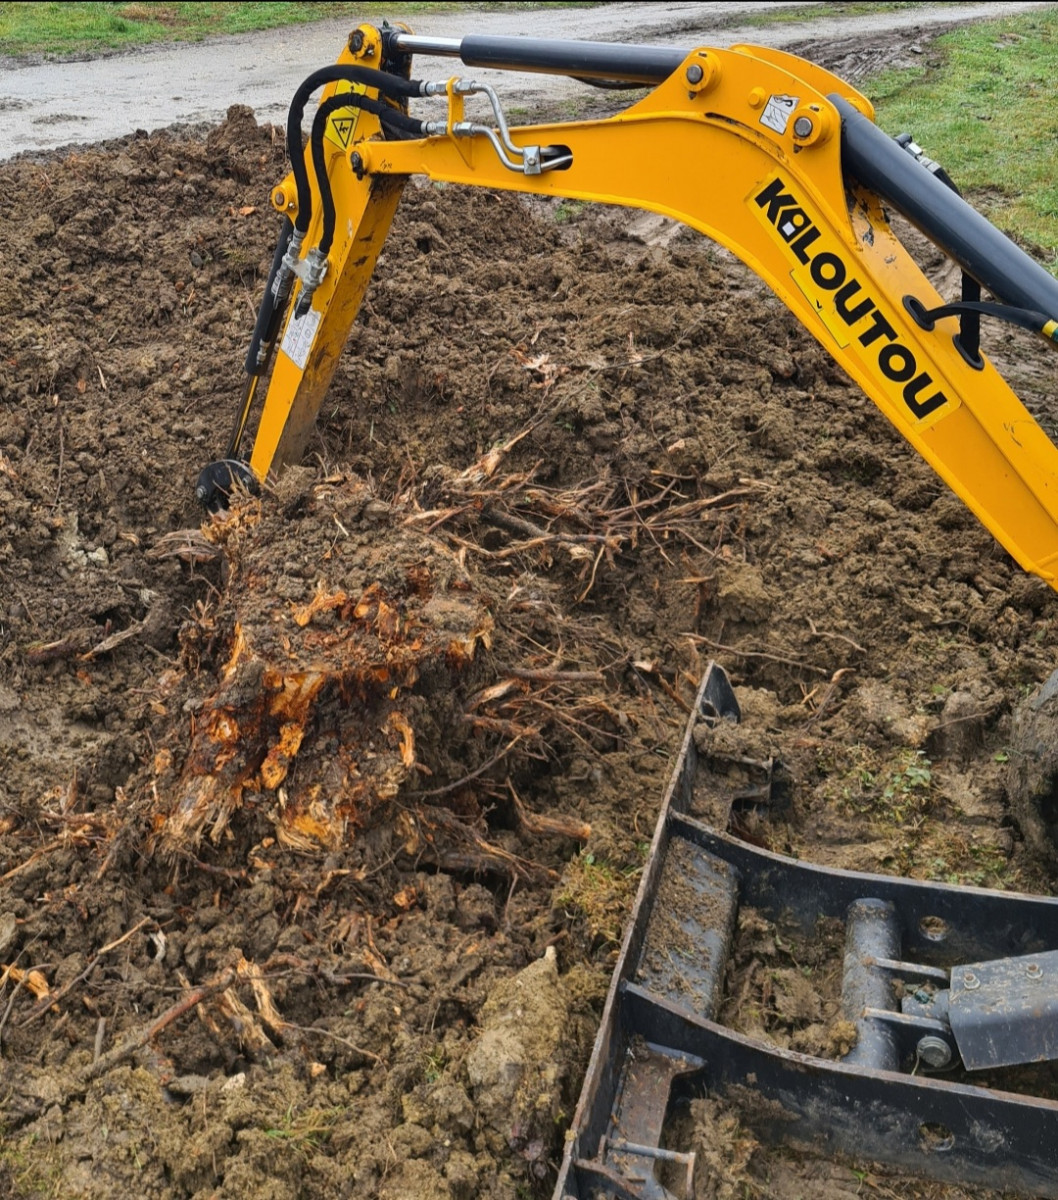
330, 116, 356, 148
279, 305, 322, 371
324, 80, 368, 151
759, 93, 798, 135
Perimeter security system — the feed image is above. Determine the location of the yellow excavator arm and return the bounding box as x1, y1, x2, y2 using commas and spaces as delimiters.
196, 24, 1058, 588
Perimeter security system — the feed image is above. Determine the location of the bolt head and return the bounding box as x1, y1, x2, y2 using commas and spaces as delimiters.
273, 190, 285, 208
962, 970, 980, 990
686, 63, 705, 85
793, 115, 815, 138
1027, 962, 1043, 979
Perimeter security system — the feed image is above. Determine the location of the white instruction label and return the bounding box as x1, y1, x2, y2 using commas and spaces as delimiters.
279, 305, 322, 370
760, 93, 799, 135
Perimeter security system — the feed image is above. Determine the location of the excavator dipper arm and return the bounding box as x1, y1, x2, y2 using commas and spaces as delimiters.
200, 25, 1058, 590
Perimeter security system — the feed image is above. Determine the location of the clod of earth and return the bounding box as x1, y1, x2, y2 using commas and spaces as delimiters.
465, 945, 578, 1166
1007, 669, 1058, 866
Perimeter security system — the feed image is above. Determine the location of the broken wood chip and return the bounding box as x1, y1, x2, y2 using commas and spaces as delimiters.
291, 586, 348, 628
509, 782, 591, 842
1, 964, 50, 999
387, 711, 416, 768
464, 677, 529, 713
24, 631, 93, 665
82, 617, 148, 660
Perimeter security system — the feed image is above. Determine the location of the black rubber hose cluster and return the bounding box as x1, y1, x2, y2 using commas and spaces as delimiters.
310, 91, 425, 256
244, 216, 295, 376
286, 65, 422, 236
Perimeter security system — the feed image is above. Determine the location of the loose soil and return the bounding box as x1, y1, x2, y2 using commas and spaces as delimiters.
3, 33, 1058, 1200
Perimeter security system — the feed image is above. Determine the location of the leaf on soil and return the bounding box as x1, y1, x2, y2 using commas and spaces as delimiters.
511, 346, 569, 391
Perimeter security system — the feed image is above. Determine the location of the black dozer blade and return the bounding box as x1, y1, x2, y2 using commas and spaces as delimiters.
555, 662, 1058, 1200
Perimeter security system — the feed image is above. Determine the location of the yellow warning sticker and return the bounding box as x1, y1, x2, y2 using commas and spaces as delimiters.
324, 80, 367, 152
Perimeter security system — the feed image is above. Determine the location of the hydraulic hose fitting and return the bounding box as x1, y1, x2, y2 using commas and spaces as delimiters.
280, 228, 306, 277
893, 131, 958, 192
438, 80, 556, 175
293, 246, 329, 317
252, 246, 299, 371
275, 229, 327, 320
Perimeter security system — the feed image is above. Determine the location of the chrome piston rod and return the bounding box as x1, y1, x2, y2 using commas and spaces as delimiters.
384, 31, 685, 83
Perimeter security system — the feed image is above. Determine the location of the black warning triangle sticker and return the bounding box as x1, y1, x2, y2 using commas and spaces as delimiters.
331, 116, 355, 149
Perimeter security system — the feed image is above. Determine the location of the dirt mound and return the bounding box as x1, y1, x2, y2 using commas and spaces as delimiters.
2, 103, 1058, 1198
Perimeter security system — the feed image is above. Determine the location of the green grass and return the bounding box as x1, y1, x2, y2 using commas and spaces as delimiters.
0, 1, 601, 58
870, 8, 1058, 261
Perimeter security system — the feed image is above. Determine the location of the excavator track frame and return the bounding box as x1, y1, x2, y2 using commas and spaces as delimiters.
555, 663, 1058, 1200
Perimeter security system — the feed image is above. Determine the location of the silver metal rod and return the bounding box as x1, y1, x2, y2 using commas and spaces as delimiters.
388, 34, 463, 57
387, 32, 683, 83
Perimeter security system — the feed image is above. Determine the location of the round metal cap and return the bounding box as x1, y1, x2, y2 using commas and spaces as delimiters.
916, 1035, 954, 1069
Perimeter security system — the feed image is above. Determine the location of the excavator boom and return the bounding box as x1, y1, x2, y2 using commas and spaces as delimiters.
199, 25, 1058, 592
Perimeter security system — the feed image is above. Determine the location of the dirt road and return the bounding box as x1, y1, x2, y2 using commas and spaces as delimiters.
0, 1, 1048, 159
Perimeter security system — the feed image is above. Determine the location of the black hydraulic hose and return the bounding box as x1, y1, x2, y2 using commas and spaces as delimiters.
894, 134, 984, 359
223, 217, 295, 458
910, 298, 1058, 341
310, 92, 425, 257
287, 65, 423, 235
832, 93, 1058, 325
244, 216, 295, 376
232, 80, 417, 452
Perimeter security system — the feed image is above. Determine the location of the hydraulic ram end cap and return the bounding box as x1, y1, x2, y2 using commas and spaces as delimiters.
195, 458, 260, 512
